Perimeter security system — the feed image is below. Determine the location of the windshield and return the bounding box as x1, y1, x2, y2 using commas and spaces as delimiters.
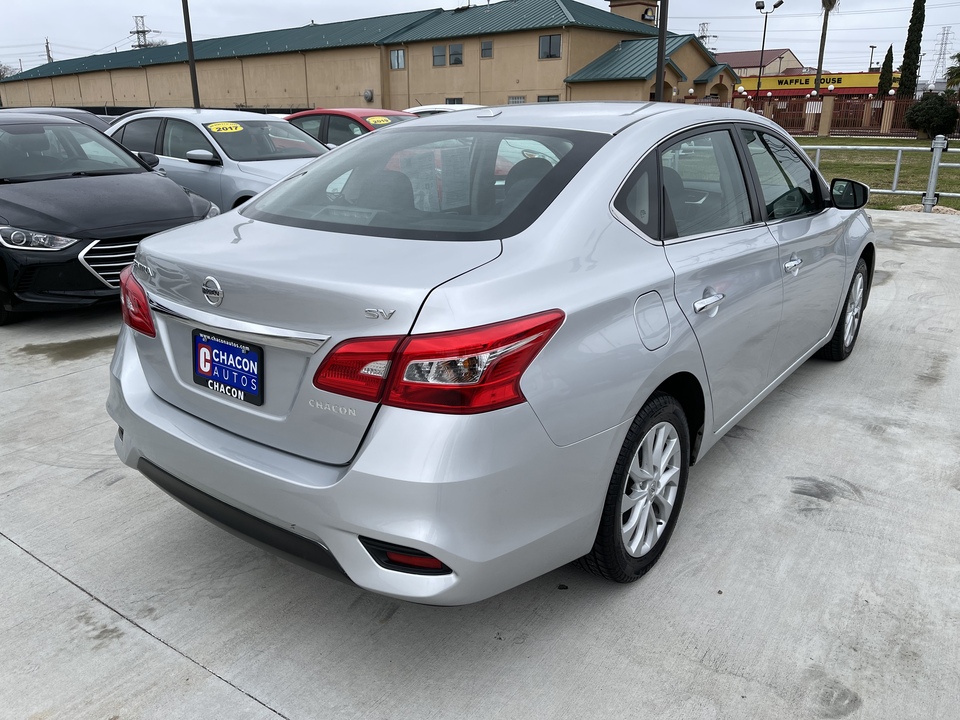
361, 114, 415, 127
242, 125, 608, 241
203, 120, 328, 162
0, 122, 144, 181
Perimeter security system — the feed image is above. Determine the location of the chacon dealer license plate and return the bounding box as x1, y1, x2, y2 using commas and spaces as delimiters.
192, 329, 263, 406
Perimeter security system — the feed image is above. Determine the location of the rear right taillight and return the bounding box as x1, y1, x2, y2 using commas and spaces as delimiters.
119, 265, 156, 338
312, 310, 564, 413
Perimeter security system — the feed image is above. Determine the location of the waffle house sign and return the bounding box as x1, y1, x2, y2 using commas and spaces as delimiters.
748, 72, 901, 97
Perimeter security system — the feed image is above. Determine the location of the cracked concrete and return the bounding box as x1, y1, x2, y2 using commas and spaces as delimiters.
1, 210, 959, 719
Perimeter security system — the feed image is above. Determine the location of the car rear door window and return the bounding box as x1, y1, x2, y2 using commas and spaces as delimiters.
290, 117, 323, 141
739, 128, 820, 220
118, 118, 162, 154
162, 119, 215, 159
659, 130, 752, 240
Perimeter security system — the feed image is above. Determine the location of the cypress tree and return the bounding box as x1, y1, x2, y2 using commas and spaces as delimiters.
898, 0, 925, 97
878, 45, 895, 96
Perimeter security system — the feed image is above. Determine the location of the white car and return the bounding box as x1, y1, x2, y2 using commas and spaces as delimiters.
107, 109, 328, 210
404, 103, 485, 117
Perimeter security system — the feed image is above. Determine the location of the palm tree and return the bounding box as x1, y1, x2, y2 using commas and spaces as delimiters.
815, 0, 839, 92
946, 52, 960, 89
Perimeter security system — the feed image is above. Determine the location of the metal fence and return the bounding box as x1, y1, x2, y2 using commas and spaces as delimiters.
803, 135, 960, 212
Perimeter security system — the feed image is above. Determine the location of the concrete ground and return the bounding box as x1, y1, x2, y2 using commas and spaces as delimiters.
1, 210, 958, 719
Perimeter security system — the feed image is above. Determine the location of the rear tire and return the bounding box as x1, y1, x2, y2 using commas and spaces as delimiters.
578, 392, 690, 583
817, 257, 868, 362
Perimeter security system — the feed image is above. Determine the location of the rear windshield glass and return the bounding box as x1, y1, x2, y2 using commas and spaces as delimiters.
241, 125, 608, 241
203, 121, 328, 162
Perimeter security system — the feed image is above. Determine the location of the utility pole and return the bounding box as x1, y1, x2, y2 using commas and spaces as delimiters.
654, 0, 669, 101
181, 0, 201, 109
869, 45, 876, 71
44, 37, 53, 63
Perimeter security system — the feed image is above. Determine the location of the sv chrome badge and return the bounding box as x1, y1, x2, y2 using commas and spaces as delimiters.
202, 276, 224, 307
364, 308, 396, 320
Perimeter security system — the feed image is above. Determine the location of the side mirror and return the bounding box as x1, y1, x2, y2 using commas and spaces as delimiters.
831, 178, 869, 210
138, 151, 160, 168
186, 149, 221, 166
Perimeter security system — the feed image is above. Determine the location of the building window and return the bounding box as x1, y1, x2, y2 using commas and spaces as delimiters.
538, 95, 560, 102
449, 43, 463, 66
508, 96, 527, 105
539, 34, 561, 59
433, 45, 446, 67
390, 49, 405, 70
481, 40, 493, 59
445, 97, 463, 104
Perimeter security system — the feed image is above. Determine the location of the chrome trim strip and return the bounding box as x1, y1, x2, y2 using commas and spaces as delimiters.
77, 240, 117, 289
148, 294, 330, 353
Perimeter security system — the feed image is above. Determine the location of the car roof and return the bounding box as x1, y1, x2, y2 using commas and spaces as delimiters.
112, 108, 289, 122
405, 104, 485, 113
399, 102, 767, 135
287, 108, 416, 118
0, 112, 81, 126
0, 107, 108, 131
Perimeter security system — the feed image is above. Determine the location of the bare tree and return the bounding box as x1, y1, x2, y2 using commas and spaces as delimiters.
0, 63, 16, 80
815, 0, 839, 92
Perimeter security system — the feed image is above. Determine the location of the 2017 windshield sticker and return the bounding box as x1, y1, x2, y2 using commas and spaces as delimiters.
207, 122, 244, 133
366, 116, 391, 125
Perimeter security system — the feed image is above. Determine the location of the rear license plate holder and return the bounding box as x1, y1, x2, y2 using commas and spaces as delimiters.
192, 329, 263, 406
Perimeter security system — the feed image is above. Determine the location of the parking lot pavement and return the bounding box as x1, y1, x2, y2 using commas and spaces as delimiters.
1, 209, 958, 719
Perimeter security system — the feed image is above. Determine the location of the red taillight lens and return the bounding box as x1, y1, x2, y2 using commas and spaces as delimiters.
385, 551, 445, 570
384, 309, 564, 414
119, 265, 156, 338
313, 336, 403, 402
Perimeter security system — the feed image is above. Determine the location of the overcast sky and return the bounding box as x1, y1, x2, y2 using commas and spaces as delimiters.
3, 0, 958, 80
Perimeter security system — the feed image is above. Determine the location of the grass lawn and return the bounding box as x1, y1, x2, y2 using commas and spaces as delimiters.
794, 136, 960, 211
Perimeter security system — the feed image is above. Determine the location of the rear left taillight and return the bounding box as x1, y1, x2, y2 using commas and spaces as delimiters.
119, 265, 156, 338
312, 310, 564, 414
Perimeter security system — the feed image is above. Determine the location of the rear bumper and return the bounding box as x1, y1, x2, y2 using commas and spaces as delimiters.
107, 327, 625, 605
136, 457, 352, 585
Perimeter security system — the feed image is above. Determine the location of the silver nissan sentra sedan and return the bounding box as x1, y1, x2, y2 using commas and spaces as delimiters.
107, 103, 874, 605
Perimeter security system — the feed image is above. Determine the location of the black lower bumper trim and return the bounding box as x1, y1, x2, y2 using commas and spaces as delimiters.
136, 458, 353, 586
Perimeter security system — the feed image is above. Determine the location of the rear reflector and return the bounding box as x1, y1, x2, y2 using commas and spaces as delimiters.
359, 536, 452, 575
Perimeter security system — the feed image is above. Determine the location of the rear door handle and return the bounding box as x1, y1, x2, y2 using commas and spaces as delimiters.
784, 258, 803, 274
693, 293, 725, 314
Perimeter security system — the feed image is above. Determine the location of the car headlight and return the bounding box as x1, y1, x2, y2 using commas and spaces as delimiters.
0, 226, 80, 251
204, 203, 221, 219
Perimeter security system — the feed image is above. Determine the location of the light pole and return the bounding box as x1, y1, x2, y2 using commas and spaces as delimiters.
181, 0, 201, 109
869, 45, 876, 71
755, 0, 784, 97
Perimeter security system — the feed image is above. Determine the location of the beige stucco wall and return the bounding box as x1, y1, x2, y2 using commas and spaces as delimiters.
304, 46, 383, 109
239, 53, 308, 109
197, 58, 246, 109
143, 64, 195, 106
1, 80, 33, 107
111, 68, 151, 107
568, 79, 649, 102
50, 75, 83, 106
78, 73, 116, 107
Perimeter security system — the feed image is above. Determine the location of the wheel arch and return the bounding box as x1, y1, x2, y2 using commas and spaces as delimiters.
859, 242, 876, 310
654, 372, 706, 464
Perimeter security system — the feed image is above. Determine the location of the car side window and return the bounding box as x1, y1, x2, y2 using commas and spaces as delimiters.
740, 128, 820, 221
659, 130, 752, 240
614, 154, 658, 239
291, 117, 323, 141
162, 119, 215, 159
118, 118, 162, 154
327, 116, 365, 146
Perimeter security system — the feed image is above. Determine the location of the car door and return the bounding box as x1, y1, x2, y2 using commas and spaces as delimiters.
157, 119, 224, 209
659, 127, 784, 430
111, 117, 162, 155
737, 126, 847, 377
326, 114, 367, 146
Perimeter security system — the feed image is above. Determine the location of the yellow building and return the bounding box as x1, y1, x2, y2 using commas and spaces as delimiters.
0, 0, 739, 112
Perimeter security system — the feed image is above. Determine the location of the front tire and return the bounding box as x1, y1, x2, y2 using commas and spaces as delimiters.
817, 257, 868, 361
579, 392, 690, 583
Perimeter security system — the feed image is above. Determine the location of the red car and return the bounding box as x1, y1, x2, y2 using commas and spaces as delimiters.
285, 108, 417, 146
